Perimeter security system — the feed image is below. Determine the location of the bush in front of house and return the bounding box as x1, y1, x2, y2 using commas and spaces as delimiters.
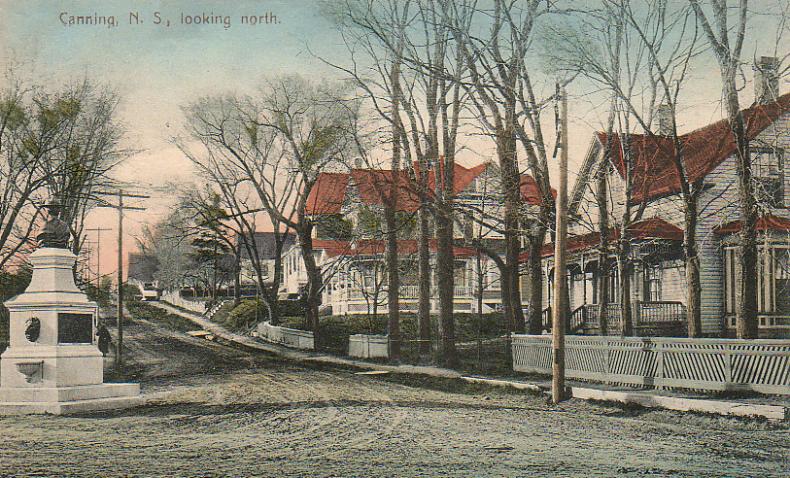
222, 299, 268, 332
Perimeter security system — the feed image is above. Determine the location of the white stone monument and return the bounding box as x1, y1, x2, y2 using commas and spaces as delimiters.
0, 212, 140, 414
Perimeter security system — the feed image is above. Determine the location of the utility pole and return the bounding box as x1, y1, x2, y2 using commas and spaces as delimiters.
96, 190, 148, 370
552, 85, 568, 404
86, 227, 111, 287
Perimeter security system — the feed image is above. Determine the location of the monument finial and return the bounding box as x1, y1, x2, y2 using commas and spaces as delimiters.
36, 204, 70, 249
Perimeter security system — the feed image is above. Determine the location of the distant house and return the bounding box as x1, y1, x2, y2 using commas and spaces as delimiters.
282, 161, 551, 315
127, 252, 160, 300
238, 231, 294, 293
540, 63, 790, 338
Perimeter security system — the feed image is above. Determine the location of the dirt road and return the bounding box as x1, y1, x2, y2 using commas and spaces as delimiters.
0, 313, 787, 477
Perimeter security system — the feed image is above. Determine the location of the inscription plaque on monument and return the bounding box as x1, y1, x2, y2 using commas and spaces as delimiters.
57, 313, 93, 344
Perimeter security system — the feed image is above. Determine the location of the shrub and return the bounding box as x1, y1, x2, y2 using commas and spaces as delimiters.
223, 299, 269, 332
122, 283, 143, 301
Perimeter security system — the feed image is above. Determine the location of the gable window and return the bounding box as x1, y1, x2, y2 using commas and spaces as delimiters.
751, 148, 783, 206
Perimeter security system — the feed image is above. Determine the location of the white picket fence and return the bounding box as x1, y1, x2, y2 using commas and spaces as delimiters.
512, 335, 790, 395
349, 334, 389, 359
257, 322, 314, 350
160, 291, 207, 314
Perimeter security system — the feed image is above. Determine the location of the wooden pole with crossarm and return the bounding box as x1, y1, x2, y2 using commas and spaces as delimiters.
95, 190, 148, 370
552, 86, 568, 403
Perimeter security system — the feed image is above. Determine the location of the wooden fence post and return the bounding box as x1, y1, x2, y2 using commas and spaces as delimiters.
655, 339, 664, 390
724, 342, 733, 385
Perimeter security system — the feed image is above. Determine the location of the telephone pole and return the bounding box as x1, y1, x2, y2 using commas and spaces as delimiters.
96, 190, 148, 370
552, 86, 568, 404
86, 227, 111, 287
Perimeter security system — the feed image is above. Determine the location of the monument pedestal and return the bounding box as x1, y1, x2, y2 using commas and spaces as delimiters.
0, 247, 141, 415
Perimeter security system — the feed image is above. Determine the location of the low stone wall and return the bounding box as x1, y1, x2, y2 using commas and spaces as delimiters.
160, 291, 207, 315
348, 334, 389, 359
257, 322, 314, 350
512, 334, 790, 395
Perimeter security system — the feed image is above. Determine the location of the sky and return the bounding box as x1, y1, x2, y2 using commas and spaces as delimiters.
0, 0, 787, 280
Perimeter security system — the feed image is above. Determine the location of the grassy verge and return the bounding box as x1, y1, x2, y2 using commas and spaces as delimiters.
276, 312, 514, 375
126, 300, 203, 333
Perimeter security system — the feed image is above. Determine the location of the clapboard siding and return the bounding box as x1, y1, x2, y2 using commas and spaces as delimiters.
660, 265, 687, 303
697, 154, 738, 334
561, 110, 790, 336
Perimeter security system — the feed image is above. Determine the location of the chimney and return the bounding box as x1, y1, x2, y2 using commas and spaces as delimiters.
755, 56, 779, 105
657, 104, 673, 136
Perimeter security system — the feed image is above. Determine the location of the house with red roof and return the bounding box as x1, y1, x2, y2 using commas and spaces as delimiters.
282, 161, 549, 316
546, 65, 790, 338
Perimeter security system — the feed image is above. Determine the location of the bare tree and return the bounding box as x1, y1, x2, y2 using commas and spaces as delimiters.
328, 0, 470, 365
0, 77, 124, 268
179, 79, 358, 336
546, 1, 669, 336
41, 80, 126, 257
178, 109, 290, 321
250, 76, 359, 338
0, 82, 64, 266
688, 0, 760, 338
449, 0, 564, 335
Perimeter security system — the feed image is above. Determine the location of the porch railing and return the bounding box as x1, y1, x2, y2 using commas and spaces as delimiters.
637, 301, 686, 324
540, 305, 585, 333
344, 284, 473, 301
578, 301, 686, 335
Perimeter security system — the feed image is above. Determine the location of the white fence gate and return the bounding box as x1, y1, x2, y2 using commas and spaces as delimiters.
512, 335, 790, 395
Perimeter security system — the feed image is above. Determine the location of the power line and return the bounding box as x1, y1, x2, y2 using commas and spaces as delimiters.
95, 190, 150, 370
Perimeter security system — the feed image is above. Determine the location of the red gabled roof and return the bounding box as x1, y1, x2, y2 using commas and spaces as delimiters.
600, 93, 790, 203
350, 169, 423, 212
411, 160, 490, 195
307, 161, 553, 215
713, 214, 790, 235
519, 218, 683, 261
305, 172, 350, 215
520, 174, 556, 206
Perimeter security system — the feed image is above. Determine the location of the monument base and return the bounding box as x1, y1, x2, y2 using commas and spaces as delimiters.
0, 383, 142, 415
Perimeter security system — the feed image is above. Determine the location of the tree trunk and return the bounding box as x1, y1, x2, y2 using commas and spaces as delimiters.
500, 261, 514, 335
596, 165, 610, 336
617, 242, 633, 336
510, 258, 526, 334
417, 209, 432, 358
500, 157, 523, 335
387, 48, 402, 361
723, 76, 759, 339
527, 234, 544, 334
385, 204, 401, 360
684, 198, 702, 338
297, 228, 321, 343
435, 203, 457, 368
233, 244, 242, 307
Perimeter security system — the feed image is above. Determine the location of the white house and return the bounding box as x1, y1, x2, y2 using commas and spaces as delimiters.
281, 161, 549, 316
541, 64, 790, 338
238, 231, 294, 294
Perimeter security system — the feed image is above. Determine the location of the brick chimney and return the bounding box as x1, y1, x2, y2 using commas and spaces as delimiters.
755, 56, 779, 105
657, 104, 673, 136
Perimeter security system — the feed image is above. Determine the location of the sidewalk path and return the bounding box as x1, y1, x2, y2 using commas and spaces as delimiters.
152, 301, 462, 379
150, 301, 788, 421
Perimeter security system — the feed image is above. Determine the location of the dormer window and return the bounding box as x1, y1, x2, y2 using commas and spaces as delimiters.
751, 147, 783, 206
